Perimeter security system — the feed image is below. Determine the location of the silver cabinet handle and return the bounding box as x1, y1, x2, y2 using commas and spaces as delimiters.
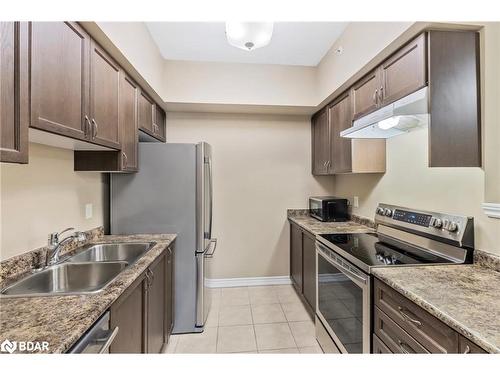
84, 116, 91, 137
122, 152, 128, 169
373, 89, 378, 105
91, 119, 98, 139
463, 345, 471, 354
98, 326, 119, 354
397, 340, 414, 354
398, 306, 422, 327
379, 86, 384, 103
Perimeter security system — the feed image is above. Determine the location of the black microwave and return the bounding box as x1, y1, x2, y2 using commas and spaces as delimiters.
309, 196, 349, 222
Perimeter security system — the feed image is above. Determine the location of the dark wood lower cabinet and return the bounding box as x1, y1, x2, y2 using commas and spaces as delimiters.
289, 221, 316, 315
302, 231, 316, 311
372, 278, 490, 354
109, 245, 174, 353
290, 223, 303, 293
146, 257, 165, 353
109, 275, 146, 353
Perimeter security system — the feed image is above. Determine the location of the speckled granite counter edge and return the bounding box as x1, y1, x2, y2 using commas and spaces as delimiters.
474, 249, 500, 272
372, 268, 499, 354
0, 233, 176, 353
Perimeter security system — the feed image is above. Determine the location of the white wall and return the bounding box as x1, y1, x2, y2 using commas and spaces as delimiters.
166, 112, 334, 278
0, 143, 106, 260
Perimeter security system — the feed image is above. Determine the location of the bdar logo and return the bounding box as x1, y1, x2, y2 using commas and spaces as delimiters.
1, 339, 17, 353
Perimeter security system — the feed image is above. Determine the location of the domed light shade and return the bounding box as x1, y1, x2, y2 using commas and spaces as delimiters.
225, 22, 274, 51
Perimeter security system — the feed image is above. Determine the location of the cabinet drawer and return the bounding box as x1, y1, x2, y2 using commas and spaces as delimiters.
374, 307, 428, 354
374, 279, 458, 353
459, 336, 487, 354
372, 334, 392, 353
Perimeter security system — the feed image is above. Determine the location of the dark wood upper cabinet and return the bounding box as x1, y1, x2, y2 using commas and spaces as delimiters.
311, 108, 330, 175
154, 105, 167, 142
0, 22, 29, 164
428, 30, 481, 167
302, 231, 316, 312
380, 33, 427, 106
30, 22, 90, 140
89, 41, 121, 149
329, 94, 353, 174
290, 223, 303, 293
138, 90, 155, 135
351, 69, 380, 120
109, 275, 146, 353
118, 73, 139, 171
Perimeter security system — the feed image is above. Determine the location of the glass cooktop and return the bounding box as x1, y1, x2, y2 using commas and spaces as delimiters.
318, 232, 454, 268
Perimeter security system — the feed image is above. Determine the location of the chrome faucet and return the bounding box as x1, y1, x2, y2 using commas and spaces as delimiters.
47, 227, 87, 266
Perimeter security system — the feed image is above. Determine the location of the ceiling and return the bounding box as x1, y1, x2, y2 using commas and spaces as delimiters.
146, 22, 348, 67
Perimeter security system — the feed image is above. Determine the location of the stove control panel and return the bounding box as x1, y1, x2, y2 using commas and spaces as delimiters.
374, 203, 474, 249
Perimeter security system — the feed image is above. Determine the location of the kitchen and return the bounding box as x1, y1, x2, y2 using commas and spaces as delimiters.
1, 1, 499, 373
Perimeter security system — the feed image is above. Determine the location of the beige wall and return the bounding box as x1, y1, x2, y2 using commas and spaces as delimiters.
334, 127, 500, 255
164, 60, 317, 106
166, 112, 334, 278
316, 22, 413, 102
0, 143, 106, 260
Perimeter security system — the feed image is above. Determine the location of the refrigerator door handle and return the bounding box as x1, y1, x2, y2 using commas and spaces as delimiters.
207, 157, 214, 240
205, 238, 218, 258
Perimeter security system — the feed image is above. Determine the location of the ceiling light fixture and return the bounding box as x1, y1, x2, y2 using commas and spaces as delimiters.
225, 22, 274, 51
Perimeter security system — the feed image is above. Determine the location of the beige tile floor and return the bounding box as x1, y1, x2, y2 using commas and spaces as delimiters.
164, 285, 324, 354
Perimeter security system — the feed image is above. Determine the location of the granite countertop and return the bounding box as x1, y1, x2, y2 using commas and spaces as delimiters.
372, 264, 500, 353
0, 233, 176, 354
287, 209, 374, 235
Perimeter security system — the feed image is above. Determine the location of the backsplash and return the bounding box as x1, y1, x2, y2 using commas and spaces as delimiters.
0, 227, 104, 288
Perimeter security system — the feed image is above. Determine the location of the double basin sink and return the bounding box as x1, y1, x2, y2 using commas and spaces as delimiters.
1, 242, 155, 297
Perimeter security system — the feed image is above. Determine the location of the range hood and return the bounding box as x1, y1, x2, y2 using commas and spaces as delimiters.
341, 87, 429, 139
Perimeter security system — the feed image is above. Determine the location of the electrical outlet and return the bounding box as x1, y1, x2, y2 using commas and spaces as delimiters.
85, 203, 93, 219
353, 196, 359, 208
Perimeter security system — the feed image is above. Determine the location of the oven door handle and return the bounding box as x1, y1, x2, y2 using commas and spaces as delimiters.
317, 245, 368, 285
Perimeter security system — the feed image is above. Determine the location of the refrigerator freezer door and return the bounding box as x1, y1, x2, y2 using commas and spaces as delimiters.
195, 242, 215, 327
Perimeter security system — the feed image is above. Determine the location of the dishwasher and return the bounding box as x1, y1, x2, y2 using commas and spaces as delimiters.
68, 312, 119, 353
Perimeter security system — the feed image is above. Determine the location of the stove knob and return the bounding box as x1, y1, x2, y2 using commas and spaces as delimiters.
376, 207, 385, 215
429, 217, 443, 229
443, 219, 458, 232
384, 208, 393, 217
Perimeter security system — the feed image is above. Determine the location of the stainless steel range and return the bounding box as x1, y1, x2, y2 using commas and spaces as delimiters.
315, 203, 474, 354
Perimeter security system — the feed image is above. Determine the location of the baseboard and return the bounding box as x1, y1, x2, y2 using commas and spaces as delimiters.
206, 276, 292, 288
483, 203, 500, 219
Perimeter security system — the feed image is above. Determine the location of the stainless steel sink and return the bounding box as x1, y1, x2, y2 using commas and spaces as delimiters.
66, 242, 154, 264
1, 262, 128, 297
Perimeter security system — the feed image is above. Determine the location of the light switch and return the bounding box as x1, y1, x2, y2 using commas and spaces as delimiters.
85, 203, 93, 219
353, 196, 359, 208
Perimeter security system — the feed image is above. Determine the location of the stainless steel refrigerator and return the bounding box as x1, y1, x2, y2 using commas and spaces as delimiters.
110, 142, 216, 334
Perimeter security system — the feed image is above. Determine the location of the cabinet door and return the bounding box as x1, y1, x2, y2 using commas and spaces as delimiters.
290, 223, 303, 292
351, 69, 380, 119
138, 91, 154, 134
302, 231, 316, 312
153, 105, 166, 142
109, 277, 146, 353
89, 41, 120, 149
146, 257, 166, 353
165, 247, 174, 341
330, 94, 353, 174
30, 22, 90, 140
381, 33, 427, 106
311, 109, 330, 175
119, 73, 139, 171
459, 336, 487, 354
1, 22, 28, 163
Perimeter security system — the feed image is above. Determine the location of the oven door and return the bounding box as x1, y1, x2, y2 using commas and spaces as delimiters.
316, 242, 371, 353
